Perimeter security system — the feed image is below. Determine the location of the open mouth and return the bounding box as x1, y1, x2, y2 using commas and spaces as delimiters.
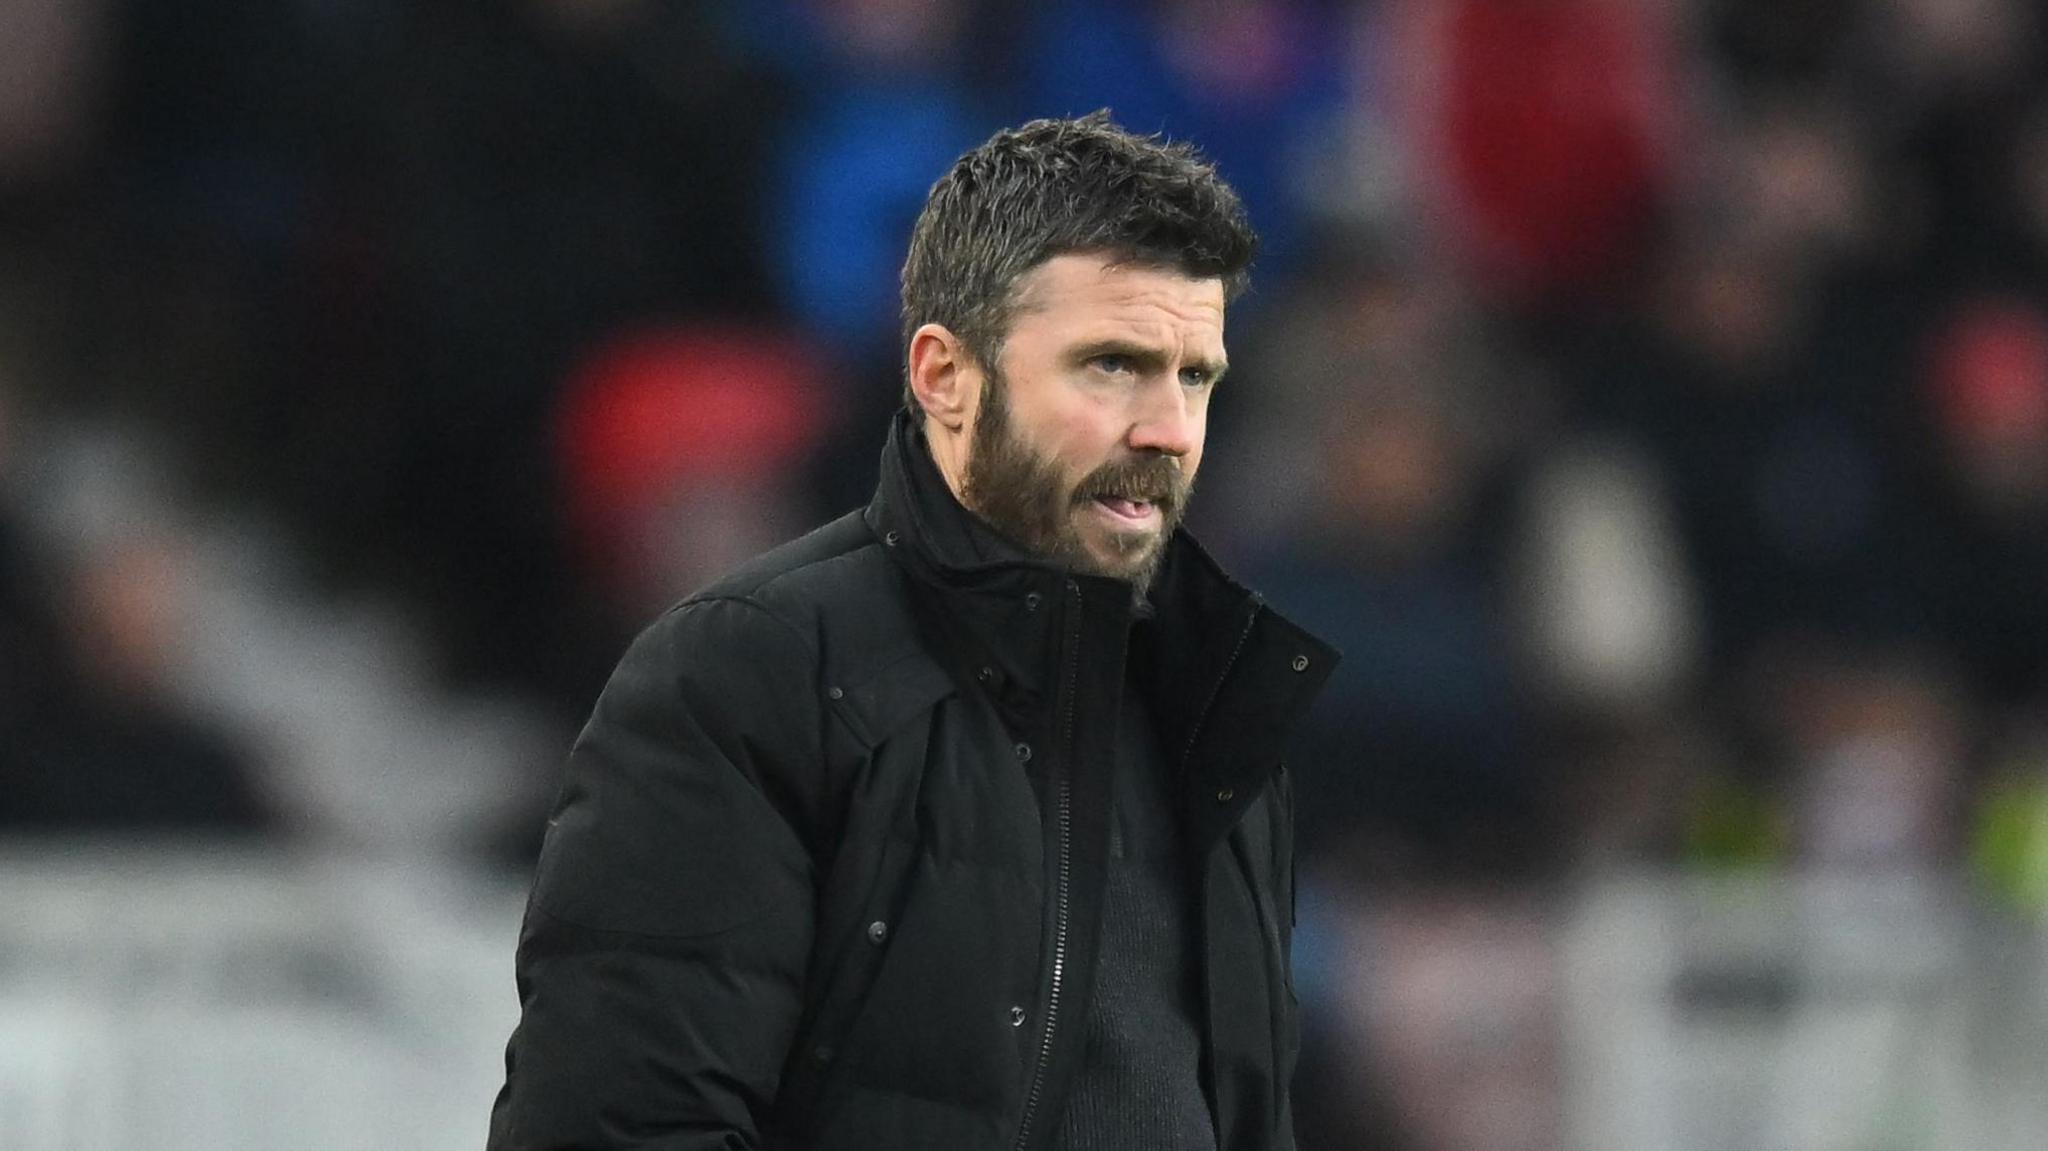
1091, 494, 1160, 524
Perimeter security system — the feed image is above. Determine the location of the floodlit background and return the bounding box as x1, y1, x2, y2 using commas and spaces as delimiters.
5, 0, 2048, 1147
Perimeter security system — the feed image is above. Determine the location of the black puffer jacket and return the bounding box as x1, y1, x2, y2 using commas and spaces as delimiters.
489, 413, 1337, 1151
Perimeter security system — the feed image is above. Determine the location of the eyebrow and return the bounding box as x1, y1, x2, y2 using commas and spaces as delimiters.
1070, 339, 1229, 383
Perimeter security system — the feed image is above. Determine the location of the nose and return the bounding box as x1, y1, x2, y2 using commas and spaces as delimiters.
1127, 381, 1199, 459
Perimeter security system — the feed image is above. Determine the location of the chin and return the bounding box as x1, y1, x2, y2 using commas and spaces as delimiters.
1080, 534, 1164, 584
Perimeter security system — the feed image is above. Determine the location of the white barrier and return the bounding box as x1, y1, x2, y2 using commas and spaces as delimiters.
1561, 872, 2048, 1151
0, 843, 527, 1151
6, 846, 2047, 1150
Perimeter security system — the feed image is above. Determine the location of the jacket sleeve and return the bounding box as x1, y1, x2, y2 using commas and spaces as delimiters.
489, 596, 826, 1150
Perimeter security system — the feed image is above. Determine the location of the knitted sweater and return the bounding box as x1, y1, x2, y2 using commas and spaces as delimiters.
1049, 621, 1217, 1151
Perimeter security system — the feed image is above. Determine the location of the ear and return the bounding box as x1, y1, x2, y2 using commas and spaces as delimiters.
907, 323, 982, 433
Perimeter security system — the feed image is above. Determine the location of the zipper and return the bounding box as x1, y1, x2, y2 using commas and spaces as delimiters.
1178, 599, 1261, 775
1013, 578, 1084, 1151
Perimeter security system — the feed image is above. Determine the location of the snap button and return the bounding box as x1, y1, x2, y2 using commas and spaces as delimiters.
1291, 654, 1310, 672
827, 686, 845, 700
1024, 592, 1042, 611
1014, 742, 1032, 763
977, 666, 995, 683
812, 1044, 834, 1065
866, 920, 888, 944
1009, 1006, 1026, 1027
883, 530, 901, 547
1215, 787, 1235, 803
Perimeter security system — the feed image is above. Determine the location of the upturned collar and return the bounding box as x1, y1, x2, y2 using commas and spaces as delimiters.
862, 409, 1337, 836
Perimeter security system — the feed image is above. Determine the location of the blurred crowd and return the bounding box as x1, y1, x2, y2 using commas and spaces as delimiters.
5, 0, 2048, 1146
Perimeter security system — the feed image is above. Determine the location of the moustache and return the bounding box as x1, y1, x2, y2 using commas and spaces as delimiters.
1071, 454, 1190, 517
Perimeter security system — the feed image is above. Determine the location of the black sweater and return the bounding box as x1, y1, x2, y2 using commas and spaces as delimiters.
1050, 622, 1217, 1150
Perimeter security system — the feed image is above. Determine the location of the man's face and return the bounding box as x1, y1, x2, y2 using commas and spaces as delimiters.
960, 253, 1227, 587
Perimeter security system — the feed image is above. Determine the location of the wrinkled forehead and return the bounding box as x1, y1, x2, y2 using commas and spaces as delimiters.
1008, 252, 1227, 341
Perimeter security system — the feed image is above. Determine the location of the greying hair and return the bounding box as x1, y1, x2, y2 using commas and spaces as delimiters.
899, 112, 1256, 412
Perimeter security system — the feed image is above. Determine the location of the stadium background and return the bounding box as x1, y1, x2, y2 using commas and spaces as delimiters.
5, 0, 2048, 1147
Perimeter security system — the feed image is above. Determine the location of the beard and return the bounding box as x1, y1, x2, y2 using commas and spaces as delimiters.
960, 368, 1193, 588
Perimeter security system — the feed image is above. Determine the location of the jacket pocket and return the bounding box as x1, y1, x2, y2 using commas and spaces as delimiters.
772, 698, 940, 1137
772, 828, 916, 1134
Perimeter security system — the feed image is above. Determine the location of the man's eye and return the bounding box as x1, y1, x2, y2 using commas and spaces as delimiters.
1180, 368, 1212, 388
1092, 354, 1132, 374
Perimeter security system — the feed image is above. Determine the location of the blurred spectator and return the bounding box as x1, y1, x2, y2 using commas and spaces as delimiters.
1018, 0, 1353, 284
760, 0, 991, 355
1757, 644, 1971, 869
554, 321, 835, 626
1567, 210, 1922, 683
1228, 238, 1543, 878
1398, 0, 1683, 305
1514, 441, 1699, 718
285, 0, 791, 701
1912, 294, 2048, 704
0, 510, 272, 832
3, 333, 269, 832
1329, 888, 1562, 1151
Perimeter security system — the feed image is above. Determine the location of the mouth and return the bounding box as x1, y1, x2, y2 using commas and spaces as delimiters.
1089, 494, 1162, 526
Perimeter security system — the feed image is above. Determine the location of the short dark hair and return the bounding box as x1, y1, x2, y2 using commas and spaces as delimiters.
899, 112, 1256, 410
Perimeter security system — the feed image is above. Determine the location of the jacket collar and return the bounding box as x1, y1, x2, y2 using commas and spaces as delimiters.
864, 406, 1223, 606
867, 408, 1040, 576
863, 409, 1337, 833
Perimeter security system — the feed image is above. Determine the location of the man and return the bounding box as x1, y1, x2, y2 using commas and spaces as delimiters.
489, 113, 1337, 1151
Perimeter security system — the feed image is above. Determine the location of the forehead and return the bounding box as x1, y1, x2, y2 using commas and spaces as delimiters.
1008, 253, 1226, 346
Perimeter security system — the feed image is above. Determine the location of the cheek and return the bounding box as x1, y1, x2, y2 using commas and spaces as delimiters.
1183, 409, 1210, 476
1040, 400, 1125, 469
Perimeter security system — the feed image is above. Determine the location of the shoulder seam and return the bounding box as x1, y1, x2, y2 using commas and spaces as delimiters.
689, 513, 883, 599
688, 530, 888, 614
670, 593, 824, 665
752, 535, 886, 603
